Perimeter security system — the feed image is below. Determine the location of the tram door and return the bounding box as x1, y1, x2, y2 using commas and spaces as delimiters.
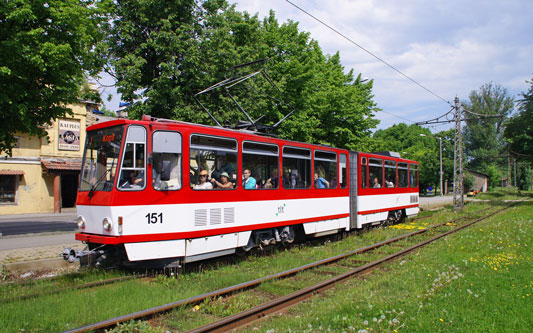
348, 151, 359, 229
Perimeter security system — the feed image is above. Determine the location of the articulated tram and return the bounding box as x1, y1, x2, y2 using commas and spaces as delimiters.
65, 116, 419, 267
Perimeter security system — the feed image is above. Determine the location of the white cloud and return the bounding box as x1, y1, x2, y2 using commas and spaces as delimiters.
230, 0, 533, 130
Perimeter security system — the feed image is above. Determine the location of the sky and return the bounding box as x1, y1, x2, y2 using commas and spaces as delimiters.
101, 0, 533, 133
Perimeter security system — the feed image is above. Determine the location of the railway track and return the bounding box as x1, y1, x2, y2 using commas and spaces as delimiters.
63, 201, 521, 333
0, 273, 148, 304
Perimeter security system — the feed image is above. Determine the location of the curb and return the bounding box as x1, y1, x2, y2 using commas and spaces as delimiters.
2, 257, 75, 273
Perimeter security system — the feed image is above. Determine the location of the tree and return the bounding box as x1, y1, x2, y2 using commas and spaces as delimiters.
0, 0, 110, 155
105, 1, 379, 149
517, 163, 532, 191
462, 82, 514, 171
504, 76, 533, 161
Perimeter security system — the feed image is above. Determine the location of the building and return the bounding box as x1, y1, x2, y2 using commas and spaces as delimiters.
0, 99, 112, 214
465, 169, 488, 193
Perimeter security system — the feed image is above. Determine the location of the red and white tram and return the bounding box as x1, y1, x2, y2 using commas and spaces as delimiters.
66, 116, 419, 267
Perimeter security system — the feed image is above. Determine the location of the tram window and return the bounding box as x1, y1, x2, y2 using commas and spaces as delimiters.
339, 154, 347, 189
409, 164, 419, 188
190, 134, 237, 190
369, 158, 383, 188
152, 131, 182, 191
385, 160, 397, 188
398, 162, 408, 188
242, 141, 279, 189
282, 146, 311, 189
314, 150, 337, 189
361, 157, 367, 189
118, 126, 146, 190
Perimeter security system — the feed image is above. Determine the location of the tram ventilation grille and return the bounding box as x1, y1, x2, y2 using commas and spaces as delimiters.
194, 209, 207, 226
410, 195, 418, 203
224, 207, 235, 224
210, 208, 222, 225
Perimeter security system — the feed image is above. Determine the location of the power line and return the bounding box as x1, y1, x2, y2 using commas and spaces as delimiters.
378, 110, 416, 123
286, 0, 453, 107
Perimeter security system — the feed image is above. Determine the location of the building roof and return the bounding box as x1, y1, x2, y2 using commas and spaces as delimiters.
41, 160, 81, 171
0, 170, 25, 175
465, 169, 489, 178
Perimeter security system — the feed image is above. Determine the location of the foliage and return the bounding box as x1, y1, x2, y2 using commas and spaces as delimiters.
462, 82, 514, 170
99, 104, 117, 117
463, 173, 474, 192
517, 163, 532, 191
483, 164, 502, 190
0, 0, 111, 155
504, 75, 533, 161
372, 123, 442, 193
104, 0, 379, 149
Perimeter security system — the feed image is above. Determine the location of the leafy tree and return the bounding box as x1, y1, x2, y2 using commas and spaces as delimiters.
0, 0, 111, 155
517, 163, 532, 191
462, 82, 514, 170
504, 76, 533, 161
484, 164, 502, 190
105, 1, 379, 149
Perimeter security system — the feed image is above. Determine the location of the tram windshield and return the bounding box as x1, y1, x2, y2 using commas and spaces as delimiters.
79, 125, 124, 193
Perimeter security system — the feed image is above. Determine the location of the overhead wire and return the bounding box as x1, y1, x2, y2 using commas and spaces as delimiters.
378, 110, 416, 123
286, 0, 453, 107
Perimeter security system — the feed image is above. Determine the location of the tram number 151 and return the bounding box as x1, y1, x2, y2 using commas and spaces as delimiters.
146, 212, 163, 224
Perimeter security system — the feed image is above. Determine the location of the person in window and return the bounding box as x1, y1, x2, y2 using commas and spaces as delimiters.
195, 169, 213, 190
266, 169, 278, 189
373, 177, 382, 188
242, 169, 256, 189
386, 179, 395, 188
211, 171, 233, 189
314, 172, 330, 188
290, 169, 300, 188
133, 171, 144, 187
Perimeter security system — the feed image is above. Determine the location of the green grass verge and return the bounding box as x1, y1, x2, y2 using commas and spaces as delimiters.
245, 200, 532, 332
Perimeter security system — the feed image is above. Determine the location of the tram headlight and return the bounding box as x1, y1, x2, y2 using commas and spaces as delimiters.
77, 216, 86, 230
102, 217, 113, 232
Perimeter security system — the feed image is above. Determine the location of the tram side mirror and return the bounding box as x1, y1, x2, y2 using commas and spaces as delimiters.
160, 160, 171, 181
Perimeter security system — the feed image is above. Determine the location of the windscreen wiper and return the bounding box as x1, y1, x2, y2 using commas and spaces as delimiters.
88, 169, 110, 198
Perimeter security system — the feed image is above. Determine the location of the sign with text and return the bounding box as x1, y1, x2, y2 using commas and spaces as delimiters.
58, 119, 80, 151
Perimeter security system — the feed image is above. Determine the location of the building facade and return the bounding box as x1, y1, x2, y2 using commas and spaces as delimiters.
0, 101, 105, 214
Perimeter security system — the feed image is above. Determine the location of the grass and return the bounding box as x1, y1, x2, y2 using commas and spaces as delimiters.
0, 189, 530, 332
245, 198, 532, 332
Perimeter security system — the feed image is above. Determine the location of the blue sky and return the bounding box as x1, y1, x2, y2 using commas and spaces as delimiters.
101, 0, 533, 133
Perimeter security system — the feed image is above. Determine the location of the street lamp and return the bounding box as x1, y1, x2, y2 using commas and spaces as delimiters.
420, 134, 443, 196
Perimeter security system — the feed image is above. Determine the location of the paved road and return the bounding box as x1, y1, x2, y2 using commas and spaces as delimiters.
0, 221, 78, 236
0, 211, 77, 236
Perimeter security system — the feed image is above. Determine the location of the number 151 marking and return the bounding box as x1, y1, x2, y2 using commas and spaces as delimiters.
146, 212, 163, 224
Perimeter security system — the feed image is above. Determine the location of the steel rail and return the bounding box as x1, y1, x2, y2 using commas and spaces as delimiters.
1, 274, 147, 304
64, 205, 509, 333
188, 202, 519, 332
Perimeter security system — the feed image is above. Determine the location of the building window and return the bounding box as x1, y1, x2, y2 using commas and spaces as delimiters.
0, 176, 17, 203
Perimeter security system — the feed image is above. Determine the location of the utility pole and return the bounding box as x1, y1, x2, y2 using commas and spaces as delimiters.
453, 96, 464, 208
439, 136, 443, 196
